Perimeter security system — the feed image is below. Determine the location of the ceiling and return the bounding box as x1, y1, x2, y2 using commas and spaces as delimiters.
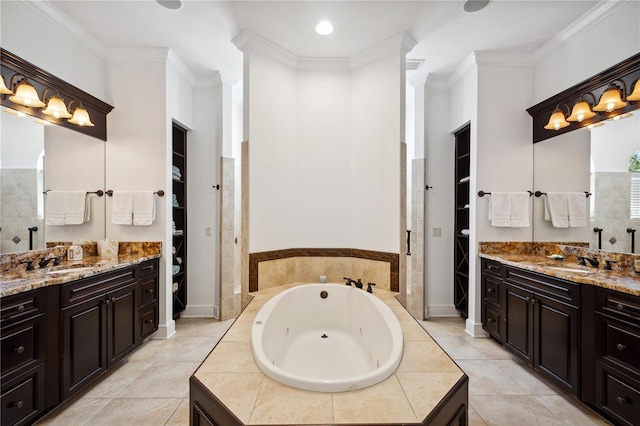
48, 0, 602, 79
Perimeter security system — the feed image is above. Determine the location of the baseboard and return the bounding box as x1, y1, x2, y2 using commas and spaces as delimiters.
213, 305, 220, 319
153, 320, 176, 340
427, 305, 460, 317
181, 305, 216, 318
465, 319, 489, 338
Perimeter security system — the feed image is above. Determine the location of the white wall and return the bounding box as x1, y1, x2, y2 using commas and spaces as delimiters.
591, 114, 640, 173
1, 113, 44, 168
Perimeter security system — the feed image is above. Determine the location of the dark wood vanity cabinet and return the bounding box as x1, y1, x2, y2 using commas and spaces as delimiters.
591, 287, 640, 426
0, 288, 55, 426
482, 262, 580, 396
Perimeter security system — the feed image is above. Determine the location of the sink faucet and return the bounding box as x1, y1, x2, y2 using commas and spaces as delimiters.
20, 260, 35, 271
577, 256, 599, 268
39, 257, 61, 268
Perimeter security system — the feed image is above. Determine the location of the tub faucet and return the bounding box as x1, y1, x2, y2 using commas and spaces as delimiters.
577, 256, 599, 268
355, 279, 364, 289
343, 277, 355, 286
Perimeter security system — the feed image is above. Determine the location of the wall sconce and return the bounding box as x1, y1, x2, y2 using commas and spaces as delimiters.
8, 74, 45, 108
544, 104, 570, 130
593, 79, 627, 112
67, 100, 94, 126
0, 76, 12, 95
41, 88, 72, 119
566, 93, 596, 122
628, 77, 640, 101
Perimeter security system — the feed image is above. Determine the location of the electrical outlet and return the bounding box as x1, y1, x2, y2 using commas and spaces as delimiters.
432, 228, 442, 237
205, 227, 212, 237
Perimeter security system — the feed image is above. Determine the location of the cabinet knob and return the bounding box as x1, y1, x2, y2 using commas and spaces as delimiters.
617, 304, 625, 311
111, 297, 116, 303
145, 319, 154, 324
487, 318, 495, 323
16, 305, 25, 313
617, 396, 629, 405
14, 346, 24, 354
531, 299, 537, 304
146, 289, 154, 294
105, 299, 110, 305
616, 343, 627, 351
526, 297, 531, 302
13, 401, 24, 409
487, 288, 493, 293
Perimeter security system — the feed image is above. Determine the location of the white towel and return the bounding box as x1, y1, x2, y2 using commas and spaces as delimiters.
133, 191, 156, 225
544, 193, 569, 228
567, 192, 587, 227
509, 192, 530, 227
488, 192, 512, 227
45, 191, 88, 225
112, 191, 133, 225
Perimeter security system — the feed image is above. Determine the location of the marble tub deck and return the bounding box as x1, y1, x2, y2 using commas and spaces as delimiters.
191, 283, 467, 425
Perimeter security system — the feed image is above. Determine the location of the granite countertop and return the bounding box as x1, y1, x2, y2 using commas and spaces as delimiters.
0, 252, 161, 298
479, 251, 640, 297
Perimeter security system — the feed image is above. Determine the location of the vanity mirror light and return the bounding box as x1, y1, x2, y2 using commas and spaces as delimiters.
529, 52, 640, 254
0, 48, 113, 254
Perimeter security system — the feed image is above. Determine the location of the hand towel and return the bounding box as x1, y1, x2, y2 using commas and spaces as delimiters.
488, 192, 512, 227
112, 191, 133, 225
132, 191, 156, 225
509, 192, 530, 227
567, 192, 587, 227
45, 191, 88, 225
544, 193, 569, 228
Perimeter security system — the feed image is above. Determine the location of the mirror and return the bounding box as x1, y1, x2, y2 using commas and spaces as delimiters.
0, 110, 106, 253
533, 113, 640, 253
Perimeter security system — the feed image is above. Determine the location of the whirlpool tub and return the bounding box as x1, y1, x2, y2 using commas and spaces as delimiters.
250, 283, 404, 392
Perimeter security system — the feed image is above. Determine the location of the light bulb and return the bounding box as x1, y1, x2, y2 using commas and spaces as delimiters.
315, 21, 333, 35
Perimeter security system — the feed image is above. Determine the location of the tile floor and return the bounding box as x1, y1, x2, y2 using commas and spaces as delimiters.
36, 317, 611, 426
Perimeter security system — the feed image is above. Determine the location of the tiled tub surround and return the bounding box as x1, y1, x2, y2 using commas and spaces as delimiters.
250, 248, 399, 293
190, 283, 468, 425
0, 241, 162, 297
479, 242, 640, 296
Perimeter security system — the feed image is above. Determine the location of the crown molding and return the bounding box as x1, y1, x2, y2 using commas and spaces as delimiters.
449, 52, 477, 86
23, 0, 107, 60
407, 73, 428, 88
232, 29, 298, 69
233, 29, 417, 72
534, 0, 629, 62
167, 49, 198, 87
426, 73, 452, 92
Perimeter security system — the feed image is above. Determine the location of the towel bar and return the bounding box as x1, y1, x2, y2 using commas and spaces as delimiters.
478, 191, 533, 197
534, 191, 591, 198
106, 190, 165, 197
44, 190, 104, 196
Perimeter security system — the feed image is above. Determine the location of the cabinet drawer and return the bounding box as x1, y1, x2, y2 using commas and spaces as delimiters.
0, 363, 45, 426
602, 318, 640, 374
61, 267, 136, 308
482, 259, 503, 278
483, 304, 503, 342
597, 364, 640, 426
0, 291, 42, 323
504, 266, 579, 306
483, 275, 502, 307
1, 315, 44, 378
140, 277, 157, 307
598, 289, 640, 324
137, 259, 159, 278
140, 306, 158, 339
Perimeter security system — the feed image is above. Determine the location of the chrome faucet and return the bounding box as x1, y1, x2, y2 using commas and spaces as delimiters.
577, 256, 599, 268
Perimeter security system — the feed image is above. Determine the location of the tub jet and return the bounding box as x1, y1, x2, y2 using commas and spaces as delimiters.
321, 333, 328, 338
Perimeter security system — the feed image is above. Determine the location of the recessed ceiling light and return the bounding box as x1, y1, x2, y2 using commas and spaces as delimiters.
463, 0, 490, 13
156, 0, 183, 11
315, 21, 334, 35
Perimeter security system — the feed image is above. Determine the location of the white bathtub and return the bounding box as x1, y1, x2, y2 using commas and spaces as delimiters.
250, 283, 404, 392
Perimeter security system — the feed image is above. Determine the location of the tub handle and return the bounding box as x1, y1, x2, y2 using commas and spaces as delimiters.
367, 282, 376, 293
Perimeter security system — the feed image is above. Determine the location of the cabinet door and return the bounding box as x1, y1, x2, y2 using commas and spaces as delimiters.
107, 283, 138, 366
504, 283, 533, 363
533, 295, 579, 394
61, 297, 108, 399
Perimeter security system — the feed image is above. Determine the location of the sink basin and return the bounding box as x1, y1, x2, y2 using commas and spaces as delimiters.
547, 266, 593, 274
45, 267, 95, 275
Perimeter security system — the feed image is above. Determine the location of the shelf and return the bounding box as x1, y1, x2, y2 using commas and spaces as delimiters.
172, 123, 188, 320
